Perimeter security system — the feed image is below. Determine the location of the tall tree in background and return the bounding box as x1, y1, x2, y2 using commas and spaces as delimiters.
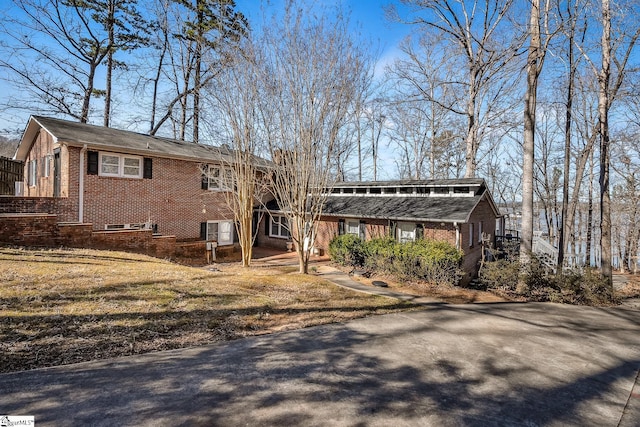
557, 0, 581, 268
389, 0, 521, 178
0, 0, 111, 122
257, 1, 373, 274
385, 33, 460, 179
0, 0, 150, 125
172, 0, 247, 142
575, 0, 640, 285
95, 0, 152, 127
521, 0, 552, 264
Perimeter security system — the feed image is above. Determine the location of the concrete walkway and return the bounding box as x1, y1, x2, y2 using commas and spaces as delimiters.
2, 301, 640, 426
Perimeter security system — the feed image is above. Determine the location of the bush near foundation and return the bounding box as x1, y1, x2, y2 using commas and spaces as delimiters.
328, 234, 366, 267
329, 235, 463, 286
478, 256, 618, 306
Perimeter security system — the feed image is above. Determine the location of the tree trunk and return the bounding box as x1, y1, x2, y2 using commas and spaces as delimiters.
598, 0, 613, 287
521, 0, 542, 264
558, 22, 574, 267
104, 0, 115, 127
464, 69, 477, 178
81, 64, 98, 123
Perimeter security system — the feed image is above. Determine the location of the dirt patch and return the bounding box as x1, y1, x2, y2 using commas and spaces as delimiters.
347, 271, 510, 304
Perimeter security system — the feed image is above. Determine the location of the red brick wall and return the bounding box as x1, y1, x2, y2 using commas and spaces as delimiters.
0, 213, 58, 246
0, 196, 57, 214
23, 130, 56, 197
460, 197, 498, 280
0, 213, 179, 259
80, 152, 233, 239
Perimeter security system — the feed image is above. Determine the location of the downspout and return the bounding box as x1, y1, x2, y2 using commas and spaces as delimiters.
454, 222, 460, 250
79, 144, 87, 223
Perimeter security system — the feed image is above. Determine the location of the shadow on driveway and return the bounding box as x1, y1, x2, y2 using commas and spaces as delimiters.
2, 302, 639, 426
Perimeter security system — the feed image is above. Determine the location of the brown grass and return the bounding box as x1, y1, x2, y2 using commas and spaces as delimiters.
0, 247, 416, 373
347, 272, 509, 304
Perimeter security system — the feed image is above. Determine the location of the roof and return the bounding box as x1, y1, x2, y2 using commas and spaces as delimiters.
15, 115, 269, 166
264, 188, 500, 223
320, 194, 490, 223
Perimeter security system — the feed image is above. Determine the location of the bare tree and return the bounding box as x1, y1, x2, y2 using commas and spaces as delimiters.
389, 0, 522, 178
0, 0, 111, 122
256, 1, 373, 274
575, 0, 640, 285
385, 33, 460, 179
521, 0, 554, 264
201, 42, 270, 267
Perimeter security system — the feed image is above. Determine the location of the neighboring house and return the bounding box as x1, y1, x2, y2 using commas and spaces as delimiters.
10, 115, 259, 246
257, 179, 503, 280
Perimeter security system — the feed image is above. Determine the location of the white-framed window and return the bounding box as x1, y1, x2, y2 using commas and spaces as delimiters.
469, 223, 475, 248
43, 155, 51, 178
206, 220, 233, 246
270, 215, 290, 239
99, 152, 142, 178
397, 222, 416, 243
28, 159, 37, 187
346, 220, 360, 236
205, 165, 233, 191
478, 221, 484, 243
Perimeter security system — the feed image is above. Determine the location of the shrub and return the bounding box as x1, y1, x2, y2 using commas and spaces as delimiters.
362, 237, 396, 274
330, 236, 463, 286
478, 259, 520, 292
479, 257, 618, 306
328, 234, 365, 267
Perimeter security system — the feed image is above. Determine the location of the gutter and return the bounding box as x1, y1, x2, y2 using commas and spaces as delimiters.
79, 144, 87, 222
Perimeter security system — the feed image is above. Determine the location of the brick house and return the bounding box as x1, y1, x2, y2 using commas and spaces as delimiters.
257, 179, 503, 280
10, 115, 259, 247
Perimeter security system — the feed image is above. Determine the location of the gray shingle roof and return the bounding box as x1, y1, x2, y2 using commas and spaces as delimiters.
20, 116, 265, 164
320, 195, 485, 223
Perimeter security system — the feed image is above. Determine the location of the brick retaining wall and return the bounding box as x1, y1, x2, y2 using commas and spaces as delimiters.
0, 213, 180, 261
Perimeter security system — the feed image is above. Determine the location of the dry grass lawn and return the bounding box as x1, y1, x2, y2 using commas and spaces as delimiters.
0, 247, 416, 373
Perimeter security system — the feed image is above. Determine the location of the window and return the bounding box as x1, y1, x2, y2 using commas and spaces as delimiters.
104, 223, 151, 231
478, 221, 484, 243
204, 165, 232, 191
346, 220, 359, 236
43, 155, 51, 178
205, 220, 233, 245
397, 222, 416, 243
434, 187, 449, 195
270, 215, 290, 239
28, 159, 37, 186
469, 223, 475, 248
99, 152, 142, 178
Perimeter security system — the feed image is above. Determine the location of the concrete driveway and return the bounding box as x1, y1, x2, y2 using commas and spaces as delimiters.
1, 302, 639, 426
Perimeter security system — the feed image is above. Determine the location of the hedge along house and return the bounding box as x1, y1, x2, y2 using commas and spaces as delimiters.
11, 115, 261, 248
265, 179, 503, 282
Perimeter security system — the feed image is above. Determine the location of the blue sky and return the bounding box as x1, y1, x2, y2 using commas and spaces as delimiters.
0, 0, 411, 139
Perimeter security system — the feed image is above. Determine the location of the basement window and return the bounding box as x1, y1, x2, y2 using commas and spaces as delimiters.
104, 223, 151, 231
